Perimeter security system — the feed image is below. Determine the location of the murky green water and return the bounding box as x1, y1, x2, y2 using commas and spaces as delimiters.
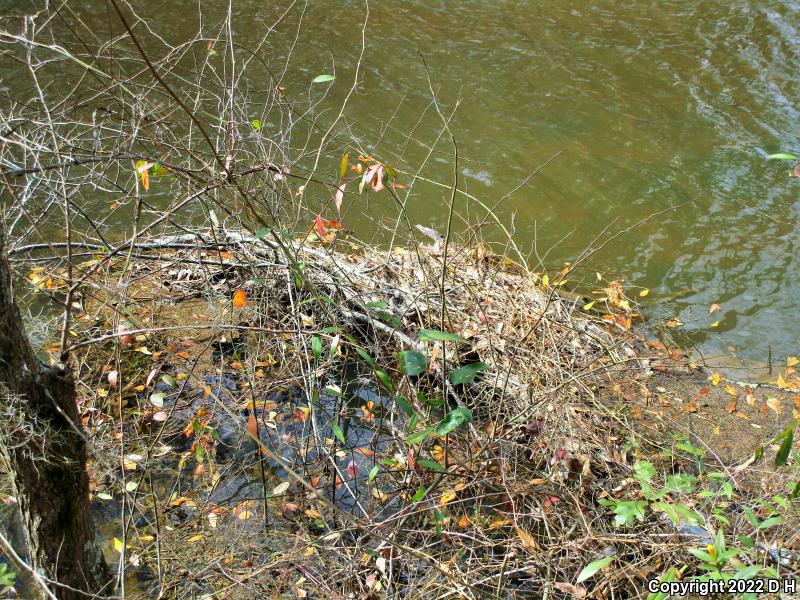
5, 1, 800, 376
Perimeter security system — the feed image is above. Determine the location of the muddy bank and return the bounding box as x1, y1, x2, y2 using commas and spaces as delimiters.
9, 228, 798, 598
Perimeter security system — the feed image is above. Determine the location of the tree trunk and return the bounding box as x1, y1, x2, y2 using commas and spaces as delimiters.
0, 227, 110, 599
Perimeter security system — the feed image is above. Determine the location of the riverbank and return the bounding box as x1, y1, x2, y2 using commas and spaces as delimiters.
14, 228, 799, 598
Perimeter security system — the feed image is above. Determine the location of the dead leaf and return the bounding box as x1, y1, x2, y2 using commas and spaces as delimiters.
247, 412, 259, 438
766, 397, 782, 414
553, 582, 587, 599
232, 289, 247, 309
709, 303, 721, 314
515, 526, 541, 551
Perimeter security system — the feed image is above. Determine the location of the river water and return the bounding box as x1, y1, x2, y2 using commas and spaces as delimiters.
5, 1, 800, 377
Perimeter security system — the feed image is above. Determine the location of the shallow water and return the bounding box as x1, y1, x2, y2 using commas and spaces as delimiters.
4, 0, 800, 377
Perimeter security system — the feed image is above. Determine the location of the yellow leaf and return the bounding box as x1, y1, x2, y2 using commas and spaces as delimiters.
488, 517, 512, 529
788, 357, 799, 368
724, 385, 738, 397
639, 289, 650, 297
439, 490, 457, 506
710, 321, 720, 328
187, 534, 204, 543
709, 372, 722, 386
541, 274, 549, 288
113, 537, 124, 553
515, 526, 541, 551
777, 374, 789, 389
582, 301, 596, 311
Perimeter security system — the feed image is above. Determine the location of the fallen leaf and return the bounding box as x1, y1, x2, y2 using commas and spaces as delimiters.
439, 489, 457, 506
152, 411, 169, 422
725, 398, 737, 414
232, 289, 247, 309
247, 412, 259, 438
709, 303, 721, 314
273, 481, 290, 496
709, 372, 722, 386
766, 397, 782, 414
187, 534, 204, 543
724, 384, 738, 397
515, 526, 541, 551
346, 461, 359, 479
108, 370, 118, 388
553, 581, 587, 598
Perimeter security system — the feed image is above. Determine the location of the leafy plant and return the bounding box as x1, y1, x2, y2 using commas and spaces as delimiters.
0, 563, 15, 595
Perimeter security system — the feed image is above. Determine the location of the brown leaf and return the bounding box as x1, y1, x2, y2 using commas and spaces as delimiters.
247, 412, 259, 438
553, 582, 587, 598
725, 398, 737, 414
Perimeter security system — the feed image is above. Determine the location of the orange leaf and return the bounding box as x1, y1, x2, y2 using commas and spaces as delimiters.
233, 289, 247, 309
247, 412, 259, 438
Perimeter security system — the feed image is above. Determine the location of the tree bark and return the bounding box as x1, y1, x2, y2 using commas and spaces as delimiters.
0, 227, 110, 599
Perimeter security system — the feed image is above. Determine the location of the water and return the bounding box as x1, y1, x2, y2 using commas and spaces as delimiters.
4, 0, 800, 376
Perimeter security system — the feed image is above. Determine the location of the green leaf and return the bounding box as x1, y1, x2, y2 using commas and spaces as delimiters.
311, 336, 322, 362
646, 567, 680, 600
675, 442, 705, 457
398, 350, 428, 376
608, 499, 647, 527
411, 484, 427, 502
312, 74, 335, 84
417, 459, 446, 472
331, 422, 345, 444
250, 119, 261, 131
766, 153, 800, 160
394, 395, 414, 416
774, 420, 797, 466
687, 548, 715, 563
634, 460, 656, 482
355, 347, 375, 368
339, 153, 349, 179
374, 369, 395, 392
368, 465, 379, 483
419, 329, 468, 344
434, 407, 473, 436
576, 555, 615, 583
757, 515, 784, 529
449, 362, 489, 384
733, 565, 761, 580
406, 427, 433, 446
161, 374, 175, 387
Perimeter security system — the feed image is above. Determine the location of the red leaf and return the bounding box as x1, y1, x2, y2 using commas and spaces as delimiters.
315, 214, 326, 238
371, 165, 385, 192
